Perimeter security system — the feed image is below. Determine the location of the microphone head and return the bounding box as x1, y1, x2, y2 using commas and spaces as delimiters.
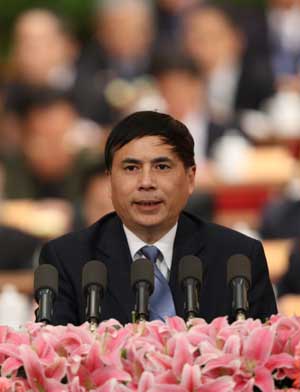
227, 254, 251, 287
131, 258, 154, 294
82, 260, 107, 294
34, 264, 58, 301
178, 255, 203, 287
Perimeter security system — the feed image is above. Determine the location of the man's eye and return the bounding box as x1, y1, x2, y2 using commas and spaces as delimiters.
156, 164, 170, 170
124, 165, 138, 171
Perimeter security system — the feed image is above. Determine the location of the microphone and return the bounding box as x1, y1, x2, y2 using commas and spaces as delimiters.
178, 255, 203, 321
131, 258, 154, 322
82, 260, 107, 330
34, 264, 58, 324
227, 254, 251, 321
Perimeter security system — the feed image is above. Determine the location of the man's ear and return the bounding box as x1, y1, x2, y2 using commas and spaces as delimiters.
187, 165, 196, 195
106, 170, 112, 200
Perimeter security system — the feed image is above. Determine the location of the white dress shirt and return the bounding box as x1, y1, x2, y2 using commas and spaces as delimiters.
123, 223, 178, 281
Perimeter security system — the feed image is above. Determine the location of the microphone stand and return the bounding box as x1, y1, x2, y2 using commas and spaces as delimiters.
89, 320, 98, 333
86, 284, 102, 332
232, 277, 249, 321
36, 288, 55, 324
135, 281, 150, 322
236, 311, 246, 321
184, 278, 199, 321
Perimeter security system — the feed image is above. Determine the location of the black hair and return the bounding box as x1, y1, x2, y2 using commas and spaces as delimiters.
104, 111, 195, 171
5, 85, 75, 118
150, 51, 202, 79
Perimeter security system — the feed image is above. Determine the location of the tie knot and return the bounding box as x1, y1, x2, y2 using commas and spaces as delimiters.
140, 245, 160, 264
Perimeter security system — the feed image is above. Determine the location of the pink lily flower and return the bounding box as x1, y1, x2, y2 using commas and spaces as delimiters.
67, 376, 85, 392
94, 378, 132, 392
170, 334, 194, 378
1, 356, 23, 377
197, 376, 235, 392
165, 317, 187, 333
154, 370, 178, 385
92, 366, 132, 389
137, 371, 155, 392
0, 377, 11, 392
179, 363, 202, 390
234, 326, 276, 392
148, 385, 187, 392
20, 344, 65, 392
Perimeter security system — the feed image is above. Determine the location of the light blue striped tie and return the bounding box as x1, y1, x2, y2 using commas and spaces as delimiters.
140, 245, 176, 321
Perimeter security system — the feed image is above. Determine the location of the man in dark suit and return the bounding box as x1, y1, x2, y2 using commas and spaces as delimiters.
39, 111, 277, 326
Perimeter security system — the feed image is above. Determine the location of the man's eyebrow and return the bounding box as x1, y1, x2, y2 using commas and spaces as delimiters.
121, 158, 142, 165
151, 156, 173, 164
121, 156, 174, 165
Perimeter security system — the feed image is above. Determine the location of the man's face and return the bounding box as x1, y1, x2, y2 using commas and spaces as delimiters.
184, 9, 242, 72
109, 136, 196, 241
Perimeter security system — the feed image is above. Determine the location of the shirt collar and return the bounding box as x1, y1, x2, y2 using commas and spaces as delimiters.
123, 223, 178, 271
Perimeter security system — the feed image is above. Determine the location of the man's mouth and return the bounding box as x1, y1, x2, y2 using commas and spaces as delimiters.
134, 200, 162, 206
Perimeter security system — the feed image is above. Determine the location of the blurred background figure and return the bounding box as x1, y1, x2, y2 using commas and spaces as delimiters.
1, 8, 79, 155
268, 0, 300, 85
149, 52, 248, 165
0, 165, 41, 270
244, 0, 300, 88
73, 0, 155, 125
235, 0, 300, 140
2, 86, 101, 202
183, 4, 275, 126
276, 240, 300, 315
153, 0, 198, 53
8, 8, 77, 88
259, 166, 300, 239
74, 161, 114, 230
0, 165, 42, 328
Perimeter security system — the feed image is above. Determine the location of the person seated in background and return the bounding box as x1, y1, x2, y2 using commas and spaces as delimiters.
38, 110, 276, 326
0, 225, 41, 270
259, 165, 300, 239
183, 4, 275, 126
276, 240, 300, 315
0, 165, 41, 270
259, 191, 300, 239
73, 0, 155, 125
73, 161, 114, 230
7, 8, 77, 89
243, 0, 300, 89
2, 86, 101, 202
153, 0, 198, 53
150, 52, 248, 164
1, 8, 78, 155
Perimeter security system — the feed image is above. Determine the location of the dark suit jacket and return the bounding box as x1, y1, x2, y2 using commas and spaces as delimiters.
277, 241, 300, 298
39, 211, 277, 326
235, 54, 275, 112
0, 225, 41, 270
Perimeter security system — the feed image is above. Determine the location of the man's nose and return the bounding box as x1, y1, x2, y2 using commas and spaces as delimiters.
138, 167, 156, 189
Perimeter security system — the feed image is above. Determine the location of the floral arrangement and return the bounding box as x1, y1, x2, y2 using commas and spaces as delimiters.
0, 315, 299, 391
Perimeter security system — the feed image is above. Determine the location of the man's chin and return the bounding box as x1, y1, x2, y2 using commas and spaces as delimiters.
134, 216, 163, 228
